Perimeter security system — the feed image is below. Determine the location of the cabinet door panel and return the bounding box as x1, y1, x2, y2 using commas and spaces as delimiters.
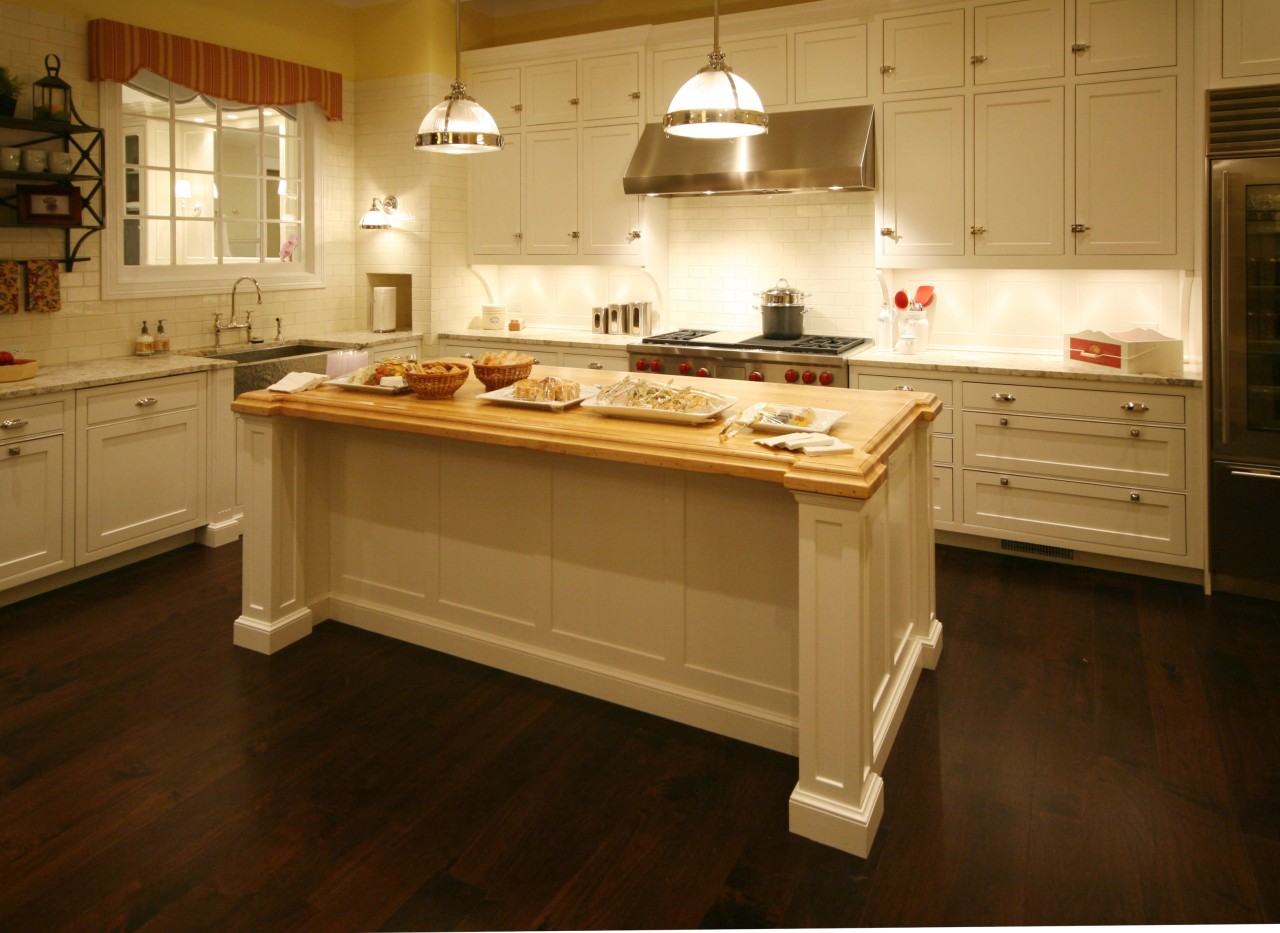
581, 124, 639, 256
467, 67, 522, 130
882, 9, 966, 94
80, 410, 203, 562
1222, 0, 1280, 78
0, 436, 69, 587
1074, 0, 1177, 74
524, 130, 579, 254
471, 133, 522, 256
795, 24, 868, 103
1074, 77, 1177, 255
581, 52, 640, 122
974, 0, 1065, 85
882, 97, 966, 256
975, 86, 1065, 255
525, 61, 578, 125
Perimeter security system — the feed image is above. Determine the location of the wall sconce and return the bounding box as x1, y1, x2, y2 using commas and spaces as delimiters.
359, 195, 398, 229
174, 179, 200, 216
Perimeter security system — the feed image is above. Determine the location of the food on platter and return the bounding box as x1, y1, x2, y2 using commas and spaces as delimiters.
510, 375, 581, 402
593, 376, 731, 414
347, 357, 411, 386
478, 350, 534, 366
757, 405, 817, 427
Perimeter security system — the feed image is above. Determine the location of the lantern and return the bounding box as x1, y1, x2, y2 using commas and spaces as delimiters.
33, 54, 72, 122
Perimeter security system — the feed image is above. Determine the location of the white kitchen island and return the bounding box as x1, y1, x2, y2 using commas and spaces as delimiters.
230, 367, 942, 858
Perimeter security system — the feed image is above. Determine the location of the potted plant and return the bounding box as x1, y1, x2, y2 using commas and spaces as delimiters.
0, 67, 24, 117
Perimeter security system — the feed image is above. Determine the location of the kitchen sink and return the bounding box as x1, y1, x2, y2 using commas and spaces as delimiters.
205, 343, 337, 395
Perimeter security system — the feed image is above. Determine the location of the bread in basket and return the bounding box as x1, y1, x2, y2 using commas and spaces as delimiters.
471, 350, 534, 391
403, 361, 469, 399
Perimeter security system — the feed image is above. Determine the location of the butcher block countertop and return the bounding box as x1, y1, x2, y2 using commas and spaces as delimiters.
231, 365, 942, 500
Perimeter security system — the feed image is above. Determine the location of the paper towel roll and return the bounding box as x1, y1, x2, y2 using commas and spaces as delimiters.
371, 287, 396, 333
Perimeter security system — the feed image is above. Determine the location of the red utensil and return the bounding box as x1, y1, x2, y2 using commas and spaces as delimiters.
894, 289, 909, 310
912, 285, 934, 307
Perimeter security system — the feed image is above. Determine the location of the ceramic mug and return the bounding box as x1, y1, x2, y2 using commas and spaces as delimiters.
22, 149, 48, 172
0, 148, 21, 171
48, 152, 74, 174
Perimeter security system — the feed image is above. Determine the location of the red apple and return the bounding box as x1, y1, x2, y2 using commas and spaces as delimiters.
0, 351, 15, 366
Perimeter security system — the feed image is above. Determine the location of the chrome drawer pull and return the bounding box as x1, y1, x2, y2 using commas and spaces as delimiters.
1, 418, 29, 430
1230, 469, 1280, 481
992, 392, 1016, 402
135, 396, 159, 407
999, 417, 1009, 426
461, 352, 475, 359
1130, 492, 1141, 502
1130, 429, 1141, 437
999, 477, 1009, 486
893, 384, 914, 391
588, 362, 604, 370
1121, 402, 1149, 412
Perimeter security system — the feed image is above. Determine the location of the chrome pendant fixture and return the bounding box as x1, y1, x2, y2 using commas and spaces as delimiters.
663, 0, 767, 140
414, 0, 504, 154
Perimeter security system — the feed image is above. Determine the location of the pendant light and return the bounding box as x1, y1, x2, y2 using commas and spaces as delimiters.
663, 0, 767, 140
414, 0, 504, 154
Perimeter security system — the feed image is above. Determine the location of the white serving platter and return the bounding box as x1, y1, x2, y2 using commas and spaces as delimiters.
477, 383, 599, 411
739, 402, 845, 434
325, 375, 410, 394
581, 393, 737, 425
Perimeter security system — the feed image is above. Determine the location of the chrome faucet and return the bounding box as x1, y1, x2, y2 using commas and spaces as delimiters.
213, 276, 263, 348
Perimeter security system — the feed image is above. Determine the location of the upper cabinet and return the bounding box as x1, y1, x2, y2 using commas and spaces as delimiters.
466, 67, 523, 130
524, 60, 580, 126
1073, 0, 1177, 74
1221, 0, 1280, 79
973, 0, 1065, 84
581, 53, 642, 122
881, 9, 966, 94
794, 24, 868, 103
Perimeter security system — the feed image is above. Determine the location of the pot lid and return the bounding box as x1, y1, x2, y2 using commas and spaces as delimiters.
758, 278, 808, 305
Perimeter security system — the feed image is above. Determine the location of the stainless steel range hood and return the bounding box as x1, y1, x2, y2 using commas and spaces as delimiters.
623, 105, 874, 197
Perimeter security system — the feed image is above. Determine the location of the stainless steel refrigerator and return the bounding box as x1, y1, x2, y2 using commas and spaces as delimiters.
1208, 87, 1280, 600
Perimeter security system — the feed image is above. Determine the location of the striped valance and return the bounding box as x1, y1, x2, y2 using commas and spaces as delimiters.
87, 19, 343, 121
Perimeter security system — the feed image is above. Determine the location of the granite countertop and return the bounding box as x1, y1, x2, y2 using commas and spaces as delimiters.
848, 345, 1204, 387
437, 328, 633, 351
0, 332, 423, 401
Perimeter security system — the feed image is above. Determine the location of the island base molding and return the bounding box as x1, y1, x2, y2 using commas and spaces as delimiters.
233, 400, 940, 858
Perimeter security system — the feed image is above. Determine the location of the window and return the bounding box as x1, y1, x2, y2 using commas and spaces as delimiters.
102, 71, 324, 297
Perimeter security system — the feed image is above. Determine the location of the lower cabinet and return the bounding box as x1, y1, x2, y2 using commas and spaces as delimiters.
853, 362, 1204, 576
76, 374, 207, 564
0, 392, 73, 590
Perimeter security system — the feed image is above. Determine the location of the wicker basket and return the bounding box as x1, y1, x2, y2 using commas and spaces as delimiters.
472, 355, 534, 391
404, 363, 469, 399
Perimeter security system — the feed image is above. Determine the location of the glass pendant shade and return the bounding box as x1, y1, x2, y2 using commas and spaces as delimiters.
414, 84, 504, 154
664, 54, 767, 139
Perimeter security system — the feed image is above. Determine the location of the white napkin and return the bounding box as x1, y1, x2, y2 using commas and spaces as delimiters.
799, 438, 855, 456
754, 432, 832, 450
268, 371, 328, 393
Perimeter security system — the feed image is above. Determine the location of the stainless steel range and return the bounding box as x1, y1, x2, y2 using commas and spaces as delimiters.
628, 330, 869, 388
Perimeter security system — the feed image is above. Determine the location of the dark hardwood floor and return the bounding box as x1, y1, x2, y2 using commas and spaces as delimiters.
1, 540, 1278, 930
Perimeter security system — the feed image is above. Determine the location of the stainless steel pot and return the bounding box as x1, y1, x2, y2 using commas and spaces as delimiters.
755, 278, 810, 339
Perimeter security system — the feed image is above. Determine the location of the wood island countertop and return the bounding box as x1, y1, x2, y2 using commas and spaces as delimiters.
231, 365, 942, 500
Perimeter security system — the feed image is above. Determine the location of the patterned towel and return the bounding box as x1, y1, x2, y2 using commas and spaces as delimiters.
26, 260, 61, 313
0, 261, 19, 314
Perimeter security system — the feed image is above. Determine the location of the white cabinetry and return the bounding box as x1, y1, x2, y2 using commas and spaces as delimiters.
973, 0, 1064, 84
524, 60, 579, 125
794, 24, 868, 103
581, 52, 642, 121
853, 362, 1204, 578
76, 374, 206, 564
471, 135, 523, 257
1221, 0, 1280, 79
466, 67, 522, 130
0, 393, 73, 589
881, 97, 966, 257
1073, 0, 1177, 74
525, 129, 579, 255
880, 8, 966, 94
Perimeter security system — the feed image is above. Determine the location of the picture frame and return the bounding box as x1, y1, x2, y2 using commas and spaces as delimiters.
16, 184, 83, 226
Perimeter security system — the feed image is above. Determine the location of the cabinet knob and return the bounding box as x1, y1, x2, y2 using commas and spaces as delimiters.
588, 362, 604, 370
1071, 43, 1091, 53
1071, 223, 1090, 233
513, 232, 523, 240
1130, 428, 1141, 437
879, 226, 897, 238
879, 64, 896, 75
512, 103, 523, 112
532, 358, 541, 365
1121, 402, 1150, 413
629, 91, 641, 100
461, 352, 475, 359
970, 54, 988, 65
7, 447, 20, 457
992, 392, 1016, 402
1000, 477, 1009, 486
970, 225, 987, 235
2, 418, 29, 430
999, 417, 1009, 426
569, 231, 580, 239
1130, 492, 1141, 502
569, 98, 580, 105
627, 230, 642, 241
135, 396, 158, 407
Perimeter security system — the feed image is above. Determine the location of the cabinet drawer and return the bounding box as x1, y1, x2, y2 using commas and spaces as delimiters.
82, 375, 203, 426
962, 411, 1185, 489
857, 372, 954, 404
961, 381, 1185, 423
963, 470, 1186, 556
0, 395, 68, 440
561, 351, 627, 372
933, 464, 954, 524
934, 434, 954, 465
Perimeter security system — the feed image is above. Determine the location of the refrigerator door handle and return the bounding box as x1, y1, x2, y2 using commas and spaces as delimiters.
1229, 468, 1280, 480
1217, 170, 1233, 449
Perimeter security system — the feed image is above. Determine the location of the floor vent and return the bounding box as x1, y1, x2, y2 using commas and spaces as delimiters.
1001, 539, 1075, 561
1207, 84, 1280, 157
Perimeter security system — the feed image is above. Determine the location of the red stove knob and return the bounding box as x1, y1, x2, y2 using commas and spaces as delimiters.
635, 359, 649, 372
695, 367, 710, 377
784, 369, 799, 383
801, 370, 816, 384
650, 358, 664, 373
818, 371, 833, 386
679, 361, 692, 375
748, 371, 764, 382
